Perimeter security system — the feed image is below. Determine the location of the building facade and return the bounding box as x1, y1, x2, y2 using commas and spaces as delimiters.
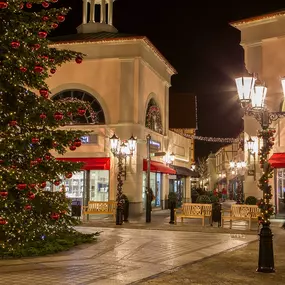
46, 0, 195, 215
231, 10, 285, 216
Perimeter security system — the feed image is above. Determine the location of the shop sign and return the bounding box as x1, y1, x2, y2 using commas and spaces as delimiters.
150, 140, 161, 153
81, 134, 98, 144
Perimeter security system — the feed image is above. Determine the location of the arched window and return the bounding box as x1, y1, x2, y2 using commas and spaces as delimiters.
145, 98, 163, 134
52, 90, 105, 125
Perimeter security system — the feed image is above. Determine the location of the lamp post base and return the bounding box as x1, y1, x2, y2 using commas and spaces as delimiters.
256, 224, 275, 273
116, 207, 123, 225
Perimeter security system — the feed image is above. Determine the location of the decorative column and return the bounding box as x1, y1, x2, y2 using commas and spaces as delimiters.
82, 0, 88, 24
89, 0, 95, 23
100, 0, 106, 23
108, 0, 113, 25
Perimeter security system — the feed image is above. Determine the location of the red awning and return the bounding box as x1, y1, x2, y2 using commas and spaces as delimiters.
269, 153, 285, 168
143, 159, 176, 174
57, 157, 110, 170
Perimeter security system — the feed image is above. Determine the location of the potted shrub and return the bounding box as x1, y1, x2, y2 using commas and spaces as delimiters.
191, 188, 199, 203
245, 196, 258, 205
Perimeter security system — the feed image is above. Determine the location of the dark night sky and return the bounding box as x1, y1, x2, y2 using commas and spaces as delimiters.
54, 0, 285, 159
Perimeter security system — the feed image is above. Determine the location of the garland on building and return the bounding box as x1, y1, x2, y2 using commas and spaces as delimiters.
236, 177, 243, 204
256, 128, 275, 225
58, 97, 98, 124
145, 105, 163, 134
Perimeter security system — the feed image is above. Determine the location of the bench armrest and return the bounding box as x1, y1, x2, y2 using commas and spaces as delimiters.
174, 208, 182, 213
221, 209, 231, 215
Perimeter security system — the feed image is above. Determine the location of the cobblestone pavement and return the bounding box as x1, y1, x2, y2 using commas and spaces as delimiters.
0, 227, 257, 285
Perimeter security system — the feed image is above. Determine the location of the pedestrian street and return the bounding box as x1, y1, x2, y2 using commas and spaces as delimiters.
0, 227, 257, 285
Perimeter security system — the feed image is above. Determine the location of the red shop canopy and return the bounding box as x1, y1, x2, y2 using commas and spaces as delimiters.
57, 157, 110, 170
269, 153, 285, 168
143, 159, 176, 175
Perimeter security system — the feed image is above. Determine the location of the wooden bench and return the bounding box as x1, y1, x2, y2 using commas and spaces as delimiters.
221, 204, 260, 230
83, 201, 117, 221
174, 203, 213, 226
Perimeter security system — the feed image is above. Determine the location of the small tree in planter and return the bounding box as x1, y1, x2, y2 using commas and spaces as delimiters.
245, 196, 258, 205
168, 192, 178, 224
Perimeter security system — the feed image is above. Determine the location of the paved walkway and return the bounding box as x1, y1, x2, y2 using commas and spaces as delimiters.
0, 227, 257, 285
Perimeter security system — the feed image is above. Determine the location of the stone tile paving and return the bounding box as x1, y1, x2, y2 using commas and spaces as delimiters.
136, 222, 285, 285
0, 227, 257, 285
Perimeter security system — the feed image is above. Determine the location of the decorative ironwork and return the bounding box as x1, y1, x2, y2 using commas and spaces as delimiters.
52, 90, 105, 125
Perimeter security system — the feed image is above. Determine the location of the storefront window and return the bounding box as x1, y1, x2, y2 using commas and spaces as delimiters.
90, 170, 109, 201
142, 172, 162, 208
45, 170, 109, 202
276, 169, 285, 216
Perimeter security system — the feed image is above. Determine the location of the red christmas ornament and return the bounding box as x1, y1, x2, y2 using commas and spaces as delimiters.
27, 192, 35, 200
67, 112, 73, 117
49, 58, 55, 63
11, 41, 20, 49
51, 0, 58, 2
29, 184, 36, 189
42, 16, 49, 21
39, 88, 49, 98
34, 66, 44, 73
75, 56, 83, 64
0, 191, 8, 198
42, 1, 49, 8
26, 2, 32, 8
45, 154, 51, 160
54, 112, 64, 121
54, 180, 61, 186
51, 213, 60, 220
40, 182, 46, 188
52, 141, 58, 148
19, 2, 24, 9
57, 15, 65, 22
31, 137, 39, 144
9, 120, 17, 126
78, 108, 86, 116
17, 183, 27, 190
65, 173, 73, 179
51, 23, 58, 29
69, 145, 76, 151
0, 159, 3, 164
19, 67, 27, 72
40, 113, 47, 119
0, 2, 8, 9
74, 139, 82, 147
0, 219, 7, 225
41, 55, 49, 61
50, 68, 56, 74
34, 43, 41, 50
25, 205, 32, 210
36, 158, 43, 163
38, 31, 47, 39
30, 160, 38, 166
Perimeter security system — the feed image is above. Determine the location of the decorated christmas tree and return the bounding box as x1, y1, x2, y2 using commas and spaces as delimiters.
0, 0, 96, 254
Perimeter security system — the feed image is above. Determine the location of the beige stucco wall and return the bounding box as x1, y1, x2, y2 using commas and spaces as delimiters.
45, 39, 197, 215
234, 16, 285, 203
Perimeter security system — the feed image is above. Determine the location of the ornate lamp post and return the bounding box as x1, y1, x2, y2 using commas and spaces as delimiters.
235, 75, 285, 273
110, 133, 137, 225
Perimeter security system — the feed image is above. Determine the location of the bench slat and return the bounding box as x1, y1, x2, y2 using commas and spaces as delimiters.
174, 203, 213, 226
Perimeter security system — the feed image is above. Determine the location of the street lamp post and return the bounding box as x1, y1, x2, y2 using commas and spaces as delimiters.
235, 75, 285, 273
110, 133, 137, 225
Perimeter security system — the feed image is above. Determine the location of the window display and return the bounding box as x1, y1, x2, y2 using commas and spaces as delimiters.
45, 170, 109, 202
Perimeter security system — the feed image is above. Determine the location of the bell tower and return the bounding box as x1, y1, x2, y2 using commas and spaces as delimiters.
77, 0, 118, 34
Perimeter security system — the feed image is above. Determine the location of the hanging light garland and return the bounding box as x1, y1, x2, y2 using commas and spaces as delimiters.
171, 129, 239, 143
